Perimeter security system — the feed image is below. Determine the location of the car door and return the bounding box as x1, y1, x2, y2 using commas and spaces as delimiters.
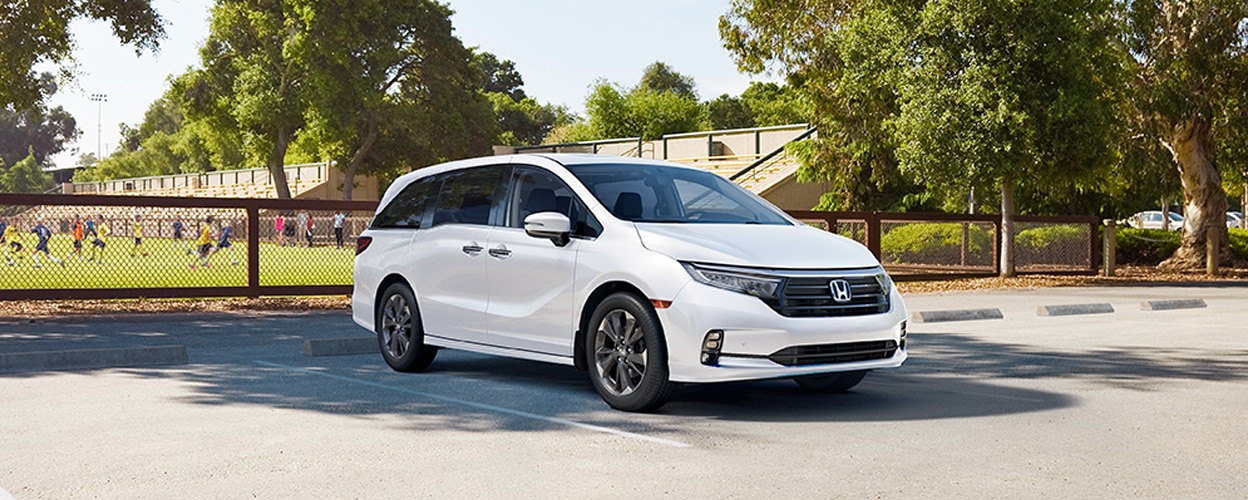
484, 165, 583, 357
413, 165, 506, 346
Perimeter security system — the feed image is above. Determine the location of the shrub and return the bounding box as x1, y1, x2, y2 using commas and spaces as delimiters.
881, 223, 993, 266
1115, 227, 1248, 265
1016, 225, 1084, 250
1115, 227, 1180, 265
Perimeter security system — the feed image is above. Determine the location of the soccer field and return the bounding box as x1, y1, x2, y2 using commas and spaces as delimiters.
0, 235, 354, 289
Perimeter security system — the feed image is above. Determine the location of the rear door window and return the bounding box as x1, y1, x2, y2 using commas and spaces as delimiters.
431, 166, 507, 227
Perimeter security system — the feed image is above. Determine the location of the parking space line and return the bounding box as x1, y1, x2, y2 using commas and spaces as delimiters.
254, 360, 691, 448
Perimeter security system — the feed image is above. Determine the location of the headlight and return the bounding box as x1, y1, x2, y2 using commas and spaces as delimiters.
875, 270, 894, 297
682, 262, 782, 299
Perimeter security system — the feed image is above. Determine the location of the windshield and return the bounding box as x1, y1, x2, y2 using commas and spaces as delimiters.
565, 163, 793, 225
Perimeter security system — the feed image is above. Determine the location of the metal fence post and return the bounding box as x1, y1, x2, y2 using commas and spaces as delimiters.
1102, 219, 1116, 277
247, 203, 261, 298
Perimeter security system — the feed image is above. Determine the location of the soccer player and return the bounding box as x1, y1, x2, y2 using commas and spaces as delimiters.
172, 217, 189, 254
191, 216, 215, 269
130, 214, 148, 257
90, 215, 110, 265
30, 219, 65, 268
69, 216, 85, 260
333, 210, 345, 248
4, 220, 23, 266
212, 219, 240, 265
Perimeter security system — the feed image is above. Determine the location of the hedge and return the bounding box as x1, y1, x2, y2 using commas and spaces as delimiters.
1115, 227, 1248, 265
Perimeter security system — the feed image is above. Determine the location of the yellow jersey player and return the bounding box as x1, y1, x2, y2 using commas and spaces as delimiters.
90, 215, 110, 265
4, 221, 22, 266
191, 216, 215, 269
131, 214, 148, 257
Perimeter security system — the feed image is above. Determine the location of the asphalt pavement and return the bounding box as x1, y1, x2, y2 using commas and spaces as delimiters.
1, 285, 1245, 498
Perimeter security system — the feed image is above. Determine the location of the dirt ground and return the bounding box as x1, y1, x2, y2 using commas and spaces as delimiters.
0, 266, 1243, 318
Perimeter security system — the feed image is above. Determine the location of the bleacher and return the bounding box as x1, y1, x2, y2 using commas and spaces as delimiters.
67, 163, 335, 200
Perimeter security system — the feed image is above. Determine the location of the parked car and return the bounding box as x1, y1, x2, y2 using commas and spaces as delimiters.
1229, 212, 1244, 229
352, 154, 908, 411
1127, 210, 1184, 230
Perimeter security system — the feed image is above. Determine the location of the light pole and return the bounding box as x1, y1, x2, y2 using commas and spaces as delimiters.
89, 93, 107, 160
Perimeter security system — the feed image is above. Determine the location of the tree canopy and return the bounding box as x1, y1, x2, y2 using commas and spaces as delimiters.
0, 74, 79, 167
0, 0, 165, 110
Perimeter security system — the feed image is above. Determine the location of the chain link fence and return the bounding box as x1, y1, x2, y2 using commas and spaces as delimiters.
0, 194, 1100, 300
792, 211, 1099, 279
0, 193, 377, 300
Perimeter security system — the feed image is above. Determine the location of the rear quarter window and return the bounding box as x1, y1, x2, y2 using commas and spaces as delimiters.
371, 177, 436, 229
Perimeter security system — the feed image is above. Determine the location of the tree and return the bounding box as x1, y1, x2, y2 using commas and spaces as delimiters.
297, 0, 497, 199
186, 0, 311, 199
0, 152, 52, 193
724, 0, 1124, 276
722, 0, 928, 213
0, 0, 164, 110
705, 94, 754, 130
1121, 1, 1248, 269
0, 74, 79, 167
894, 0, 1123, 275
77, 82, 244, 182
473, 51, 575, 147
579, 65, 707, 142
474, 51, 526, 101
740, 82, 809, 127
638, 62, 698, 100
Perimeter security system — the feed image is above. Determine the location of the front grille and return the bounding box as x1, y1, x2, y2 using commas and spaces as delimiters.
769, 275, 890, 317
768, 340, 899, 366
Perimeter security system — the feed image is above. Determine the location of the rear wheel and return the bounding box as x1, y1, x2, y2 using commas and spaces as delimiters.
376, 283, 437, 372
793, 370, 868, 393
586, 293, 676, 412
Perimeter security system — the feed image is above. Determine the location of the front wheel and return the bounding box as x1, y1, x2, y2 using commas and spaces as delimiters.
793, 370, 868, 393
376, 283, 437, 372
586, 293, 676, 412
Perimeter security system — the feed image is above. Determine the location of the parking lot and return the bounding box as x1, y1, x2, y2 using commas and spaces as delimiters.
2, 285, 1246, 498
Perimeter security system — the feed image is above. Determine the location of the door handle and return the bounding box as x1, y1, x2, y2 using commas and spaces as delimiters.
488, 247, 512, 259
462, 244, 483, 255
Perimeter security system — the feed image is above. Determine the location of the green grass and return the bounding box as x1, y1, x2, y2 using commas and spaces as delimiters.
0, 235, 354, 289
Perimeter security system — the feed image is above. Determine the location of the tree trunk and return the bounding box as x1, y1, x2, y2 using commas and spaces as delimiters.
1159, 119, 1230, 270
269, 127, 293, 199
999, 175, 1015, 277
341, 122, 379, 201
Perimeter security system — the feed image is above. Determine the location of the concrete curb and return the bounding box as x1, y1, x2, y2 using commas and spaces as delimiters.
304, 336, 376, 356
1141, 299, 1207, 311
910, 308, 1004, 323
0, 345, 188, 374
1037, 303, 1115, 316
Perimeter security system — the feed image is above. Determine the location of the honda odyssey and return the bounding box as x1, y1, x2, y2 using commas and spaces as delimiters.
352, 154, 907, 411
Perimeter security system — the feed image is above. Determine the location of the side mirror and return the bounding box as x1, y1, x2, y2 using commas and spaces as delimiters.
524, 212, 571, 246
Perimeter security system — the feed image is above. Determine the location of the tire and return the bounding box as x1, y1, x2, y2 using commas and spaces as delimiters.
793, 370, 869, 393
376, 283, 437, 373
585, 293, 676, 412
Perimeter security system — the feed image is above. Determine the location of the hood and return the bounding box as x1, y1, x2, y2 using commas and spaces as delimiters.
634, 223, 881, 270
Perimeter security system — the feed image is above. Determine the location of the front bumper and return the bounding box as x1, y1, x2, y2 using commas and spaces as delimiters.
659, 281, 907, 384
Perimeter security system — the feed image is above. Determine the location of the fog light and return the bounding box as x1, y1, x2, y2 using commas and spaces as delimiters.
701, 330, 724, 366
899, 320, 907, 350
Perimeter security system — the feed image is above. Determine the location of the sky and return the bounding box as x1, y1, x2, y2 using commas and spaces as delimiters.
45, 0, 769, 169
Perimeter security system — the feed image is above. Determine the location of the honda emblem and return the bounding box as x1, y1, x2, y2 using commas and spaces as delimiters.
829, 279, 853, 303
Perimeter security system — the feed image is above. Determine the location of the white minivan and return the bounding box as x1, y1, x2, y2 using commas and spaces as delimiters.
352, 154, 907, 411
